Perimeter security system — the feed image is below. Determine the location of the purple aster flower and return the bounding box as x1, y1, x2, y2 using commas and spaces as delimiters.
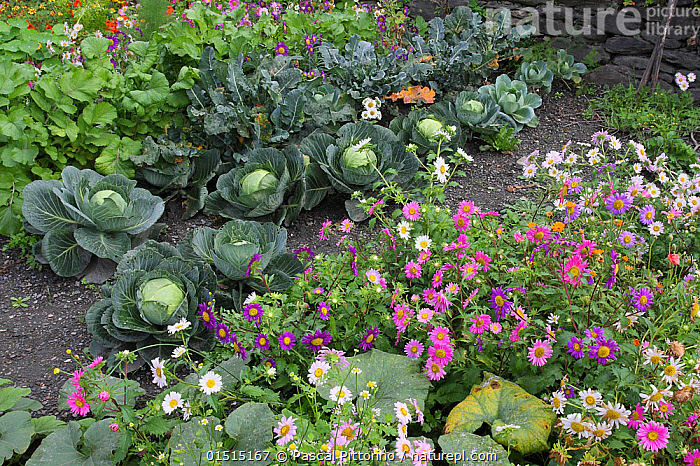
489, 287, 512, 320
349, 245, 358, 276
639, 205, 655, 225
215, 323, 233, 343
585, 327, 605, 340
591, 130, 610, 144
279, 331, 296, 350
567, 336, 585, 359
618, 230, 636, 248
318, 301, 330, 321
377, 19, 387, 32
605, 193, 633, 215
632, 287, 654, 312
255, 333, 270, 351
312, 287, 324, 295
263, 357, 276, 368
231, 337, 248, 360
198, 302, 217, 330
243, 303, 263, 322
563, 386, 575, 398
293, 246, 315, 262
245, 253, 262, 277
275, 41, 289, 56
588, 337, 619, 365
302, 330, 332, 352
317, 347, 349, 368
359, 326, 379, 351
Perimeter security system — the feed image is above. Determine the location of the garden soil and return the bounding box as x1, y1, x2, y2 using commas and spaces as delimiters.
0, 84, 606, 419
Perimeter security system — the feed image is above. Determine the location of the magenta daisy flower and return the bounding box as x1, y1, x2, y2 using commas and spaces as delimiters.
198, 302, 217, 330
340, 219, 354, 232
585, 327, 604, 340
359, 326, 379, 351
474, 252, 492, 272
468, 314, 491, 335
428, 343, 454, 366
684, 449, 700, 466
318, 301, 331, 321
639, 205, 655, 225
319, 219, 332, 240
312, 287, 324, 295
403, 202, 421, 220
404, 340, 424, 358
278, 331, 296, 351
422, 288, 438, 305
417, 308, 433, 323
67, 390, 90, 416
69, 369, 84, 389
302, 330, 332, 352
254, 333, 270, 351
274, 414, 297, 445
567, 336, 585, 359
452, 213, 470, 232
628, 403, 645, 429
243, 303, 263, 323
561, 254, 588, 286
432, 271, 443, 288
215, 323, 234, 343
632, 288, 653, 312
606, 193, 633, 215
404, 261, 422, 279
417, 250, 430, 264
526, 226, 551, 244
588, 338, 619, 365
424, 359, 446, 380
429, 326, 451, 346
458, 200, 476, 216
231, 338, 248, 360
245, 253, 262, 277
637, 421, 669, 451
527, 339, 553, 366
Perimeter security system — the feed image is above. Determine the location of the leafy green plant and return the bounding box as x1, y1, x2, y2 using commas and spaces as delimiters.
454, 90, 511, 137
21, 167, 164, 281
300, 121, 419, 218
204, 146, 306, 226
302, 83, 356, 131
0, 378, 64, 464
514, 60, 553, 93
480, 126, 521, 152
643, 133, 699, 173
133, 133, 221, 219
135, 0, 172, 40
10, 297, 29, 308
1, 230, 39, 268
316, 35, 425, 100
86, 240, 217, 364
389, 105, 464, 155
478, 74, 542, 132
548, 49, 587, 84
178, 219, 303, 294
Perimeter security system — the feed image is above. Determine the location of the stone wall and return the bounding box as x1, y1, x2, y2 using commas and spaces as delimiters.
409, 0, 700, 100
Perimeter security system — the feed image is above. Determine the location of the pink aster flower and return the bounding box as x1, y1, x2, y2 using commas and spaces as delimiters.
474, 252, 491, 272
98, 391, 110, 401
684, 449, 700, 466
432, 271, 443, 288
561, 254, 589, 286
403, 202, 421, 221
452, 213, 470, 232
428, 343, 454, 366
392, 306, 411, 333
88, 356, 103, 368
340, 219, 354, 232
457, 200, 477, 216
369, 199, 384, 216
319, 220, 332, 240
468, 314, 491, 335
67, 390, 90, 416
274, 415, 298, 445
513, 231, 524, 242
109, 423, 119, 431
510, 321, 529, 342
424, 359, 446, 380
405, 261, 422, 279
526, 226, 551, 244
416, 308, 433, 324
429, 326, 451, 346
489, 322, 502, 334
636, 421, 669, 452
527, 339, 553, 366
380, 227, 396, 250
69, 369, 84, 389
656, 400, 674, 419
404, 339, 424, 358
628, 403, 645, 429
417, 250, 430, 264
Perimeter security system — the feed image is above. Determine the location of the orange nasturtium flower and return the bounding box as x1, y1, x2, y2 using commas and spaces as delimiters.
552, 222, 565, 233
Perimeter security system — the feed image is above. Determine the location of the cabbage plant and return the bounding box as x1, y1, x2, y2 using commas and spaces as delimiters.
178, 219, 303, 293
548, 49, 587, 83
477, 75, 542, 133
299, 121, 419, 208
455, 91, 511, 136
86, 241, 217, 364
514, 61, 554, 93
389, 105, 464, 155
204, 147, 305, 226
21, 167, 164, 280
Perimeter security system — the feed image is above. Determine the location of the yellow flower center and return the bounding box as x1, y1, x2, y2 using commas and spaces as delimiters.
647, 431, 659, 441
280, 425, 290, 436
650, 355, 661, 364
440, 166, 446, 174
410, 267, 417, 274
401, 407, 408, 416
283, 337, 291, 345
311, 337, 323, 346
593, 428, 605, 437
640, 296, 647, 305
574, 343, 581, 351
206, 379, 216, 388
665, 366, 676, 376
585, 396, 596, 406
259, 338, 267, 346
436, 349, 446, 359
248, 308, 258, 316
420, 241, 427, 248
650, 392, 663, 402
218, 329, 226, 338
430, 364, 440, 373
410, 346, 419, 354
314, 368, 324, 377
341, 427, 355, 440
338, 390, 346, 398
169, 399, 178, 408
553, 398, 561, 407
569, 266, 580, 276
402, 444, 411, 453
397, 310, 404, 319
571, 421, 584, 432
494, 296, 504, 307
366, 334, 374, 343
597, 346, 610, 358
534, 347, 546, 358
607, 410, 620, 419
75, 399, 84, 407
156, 367, 162, 377
409, 208, 416, 215
659, 404, 668, 412
613, 200, 624, 209
202, 311, 210, 322
436, 332, 445, 341
534, 232, 544, 240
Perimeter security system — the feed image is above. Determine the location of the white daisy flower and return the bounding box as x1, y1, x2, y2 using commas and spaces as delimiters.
151, 357, 167, 388
182, 401, 191, 420
661, 357, 685, 385
361, 110, 370, 120
523, 164, 537, 179
397, 221, 411, 239
375, 110, 382, 120
162, 391, 183, 414
172, 346, 187, 358
659, 172, 669, 184
457, 147, 473, 162
649, 221, 664, 236
596, 401, 630, 428
590, 421, 612, 441
244, 291, 257, 305
167, 318, 191, 334
609, 136, 621, 150
551, 390, 566, 414
329, 385, 353, 405
548, 167, 559, 178
307, 361, 331, 386
579, 389, 602, 409
647, 183, 660, 198
352, 138, 372, 151
198, 371, 223, 395
433, 156, 449, 183
560, 413, 590, 439
360, 390, 370, 399
414, 235, 432, 251
688, 72, 696, 83
368, 108, 378, 119
640, 384, 669, 410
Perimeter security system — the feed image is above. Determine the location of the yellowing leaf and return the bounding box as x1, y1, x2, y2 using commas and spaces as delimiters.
443, 373, 556, 455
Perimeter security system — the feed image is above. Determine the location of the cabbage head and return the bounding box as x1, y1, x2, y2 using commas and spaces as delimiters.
204, 147, 305, 226
86, 241, 217, 365
178, 219, 303, 293
300, 121, 419, 200
455, 91, 511, 136
478, 74, 542, 132
22, 167, 164, 281
417, 118, 444, 140
389, 104, 464, 155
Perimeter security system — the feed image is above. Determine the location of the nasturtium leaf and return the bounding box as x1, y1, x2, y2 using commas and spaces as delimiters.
443, 373, 556, 455
27, 419, 119, 466
224, 403, 275, 466
317, 349, 431, 421
0, 411, 34, 461
437, 432, 510, 466
31, 416, 66, 436
0, 385, 30, 410
169, 416, 222, 466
